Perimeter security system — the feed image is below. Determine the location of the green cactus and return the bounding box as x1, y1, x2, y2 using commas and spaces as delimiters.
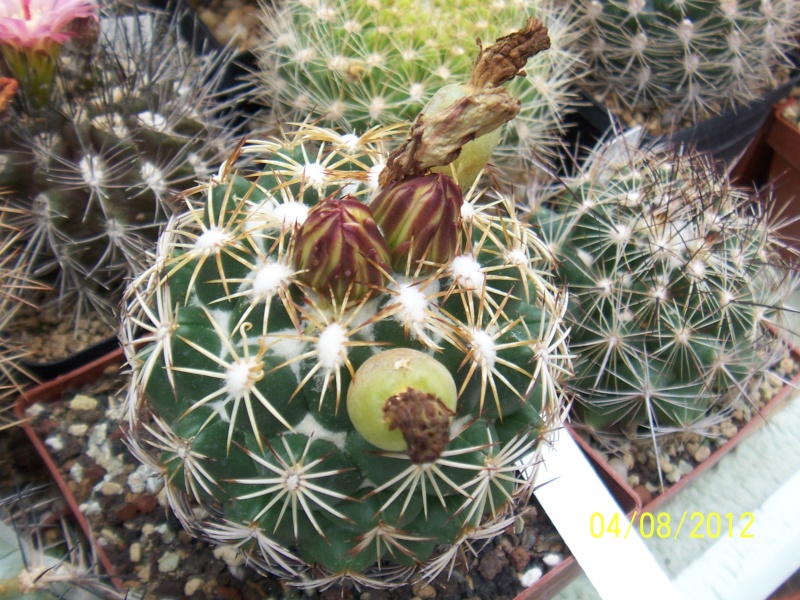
0, 1, 245, 329
563, 0, 800, 125
255, 0, 582, 179
531, 136, 794, 443
120, 20, 571, 586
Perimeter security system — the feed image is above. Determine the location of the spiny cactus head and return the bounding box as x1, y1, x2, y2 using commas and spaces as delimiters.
121, 118, 571, 586
0, 492, 121, 599
565, 0, 800, 124
532, 137, 792, 441
257, 0, 583, 178
0, 1, 246, 328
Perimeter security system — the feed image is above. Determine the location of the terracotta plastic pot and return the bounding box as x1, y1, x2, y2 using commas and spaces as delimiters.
13, 348, 126, 591
766, 98, 800, 250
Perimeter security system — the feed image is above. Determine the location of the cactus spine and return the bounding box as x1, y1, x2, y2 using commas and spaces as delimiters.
564, 0, 800, 125
255, 0, 581, 178
532, 137, 794, 444
121, 20, 571, 588
0, 1, 245, 328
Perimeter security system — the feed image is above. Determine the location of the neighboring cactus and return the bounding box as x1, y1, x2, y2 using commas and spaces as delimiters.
0, 490, 123, 599
0, 0, 245, 328
255, 0, 581, 178
531, 135, 794, 443
0, 205, 42, 401
564, 0, 800, 125
121, 20, 571, 588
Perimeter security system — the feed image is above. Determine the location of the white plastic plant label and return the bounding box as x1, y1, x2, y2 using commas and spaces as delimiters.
534, 429, 683, 600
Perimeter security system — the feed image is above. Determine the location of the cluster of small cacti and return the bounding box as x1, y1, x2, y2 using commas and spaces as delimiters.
255, 0, 581, 177
563, 0, 800, 124
0, 491, 122, 599
531, 136, 793, 444
120, 20, 572, 588
0, 0, 245, 329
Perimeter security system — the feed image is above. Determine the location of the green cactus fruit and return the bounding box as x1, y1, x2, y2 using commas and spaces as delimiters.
121, 120, 571, 588
370, 172, 461, 272
346, 347, 458, 455
531, 137, 794, 442
0, 1, 245, 328
564, 0, 800, 125
256, 0, 582, 179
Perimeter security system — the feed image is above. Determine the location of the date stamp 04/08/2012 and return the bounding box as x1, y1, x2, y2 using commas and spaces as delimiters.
589, 511, 756, 541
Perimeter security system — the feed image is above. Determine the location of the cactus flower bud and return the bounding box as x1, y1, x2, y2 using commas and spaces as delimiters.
292, 195, 391, 304
370, 173, 461, 272
347, 348, 457, 463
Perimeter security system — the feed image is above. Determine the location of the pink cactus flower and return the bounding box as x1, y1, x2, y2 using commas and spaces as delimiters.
0, 0, 97, 50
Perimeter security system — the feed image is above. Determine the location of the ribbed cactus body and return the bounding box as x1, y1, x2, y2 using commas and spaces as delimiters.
121, 124, 570, 587
256, 0, 580, 176
566, 0, 800, 123
533, 143, 790, 436
0, 2, 243, 327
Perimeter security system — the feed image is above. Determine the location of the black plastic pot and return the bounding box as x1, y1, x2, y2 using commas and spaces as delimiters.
19, 334, 121, 381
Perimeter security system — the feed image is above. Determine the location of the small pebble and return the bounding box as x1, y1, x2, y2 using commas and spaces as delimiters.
24, 403, 45, 418
542, 553, 562, 567
130, 542, 142, 563
721, 422, 738, 439
666, 469, 683, 484
45, 434, 64, 452
185, 577, 204, 596
99, 481, 124, 496
158, 551, 181, 573
621, 453, 634, 470
677, 460, 693, 475
68, 423, 89, 436
693, 445, 711, 462
70, 394, 98, 411
411, 581, 437, 599
607, 457, 628, 480
519, 566, 543, 587
69, 462, 84, 483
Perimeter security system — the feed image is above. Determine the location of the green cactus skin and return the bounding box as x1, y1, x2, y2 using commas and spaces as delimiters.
531, 139, 794, 443
255, 0, 581, 178
120, 123, 571, 588
0, 1, 245, 328
565, 0, 800, 125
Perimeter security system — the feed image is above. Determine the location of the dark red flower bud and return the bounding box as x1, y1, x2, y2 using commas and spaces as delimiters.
370, 173, 461, 272
292, 196, 390, 304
